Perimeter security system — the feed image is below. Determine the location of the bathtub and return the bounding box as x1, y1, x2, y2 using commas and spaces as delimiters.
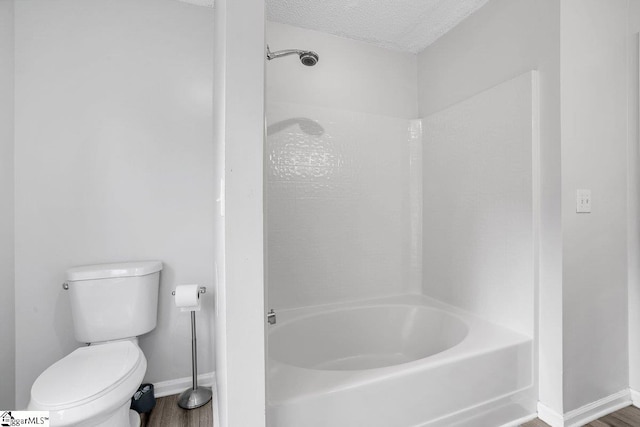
267, 295, 536, 427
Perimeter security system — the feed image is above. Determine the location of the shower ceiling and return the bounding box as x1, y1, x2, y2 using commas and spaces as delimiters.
266, 0, 489, 53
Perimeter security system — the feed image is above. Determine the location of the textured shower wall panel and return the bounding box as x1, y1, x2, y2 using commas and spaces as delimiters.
267, 102, 412, 310
422, 72, 538, 337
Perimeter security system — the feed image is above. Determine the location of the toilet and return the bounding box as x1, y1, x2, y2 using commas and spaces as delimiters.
27, 261, 163, 427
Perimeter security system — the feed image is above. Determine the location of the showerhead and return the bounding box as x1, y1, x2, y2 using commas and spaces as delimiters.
299, 51, 319, 67
267, 45, 319, 67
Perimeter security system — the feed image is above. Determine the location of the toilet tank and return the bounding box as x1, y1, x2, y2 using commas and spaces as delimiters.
66, 261, 163, 343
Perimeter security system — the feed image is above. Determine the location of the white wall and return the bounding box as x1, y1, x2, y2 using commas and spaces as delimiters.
417, 0, 562, 413
422, 71, 538, 337
628, 0, 640, 395
265, 22, 419, 310
213, 0, 266, 426
560, 0, 629, 412
267, 22, 417, 119
13, 0, 214, 408
0, 0, 15, 409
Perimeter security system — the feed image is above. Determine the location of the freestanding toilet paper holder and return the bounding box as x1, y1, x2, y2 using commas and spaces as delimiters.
171, 286, 212, 409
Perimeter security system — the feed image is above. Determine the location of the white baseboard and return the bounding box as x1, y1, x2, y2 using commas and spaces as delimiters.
538, 389, 631, 427
631, 389, 640, 407
537, 402, 563, 427
563, 389, 630, 427
152, 371, 216, 398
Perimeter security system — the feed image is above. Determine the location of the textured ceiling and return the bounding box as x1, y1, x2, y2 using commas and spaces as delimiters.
266, 0, 489, 53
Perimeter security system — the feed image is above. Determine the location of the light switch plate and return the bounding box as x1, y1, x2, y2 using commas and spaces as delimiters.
576, 189, 591, 213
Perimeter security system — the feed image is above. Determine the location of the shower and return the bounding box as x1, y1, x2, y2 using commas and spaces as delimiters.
266, 45, 319, 66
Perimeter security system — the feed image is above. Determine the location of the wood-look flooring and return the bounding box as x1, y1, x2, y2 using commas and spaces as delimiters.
138, 396, 640, 427
521, 405, 640, 427
140, 393, 213, 427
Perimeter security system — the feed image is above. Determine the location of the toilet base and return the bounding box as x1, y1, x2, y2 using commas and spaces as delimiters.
90, 402, 139, 427
129, 409, 141, 427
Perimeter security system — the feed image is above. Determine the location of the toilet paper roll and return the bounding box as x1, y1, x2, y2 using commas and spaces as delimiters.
174, 284, 201, 312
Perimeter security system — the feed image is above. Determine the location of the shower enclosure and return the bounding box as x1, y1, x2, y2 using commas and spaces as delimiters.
264, 17, 539, 427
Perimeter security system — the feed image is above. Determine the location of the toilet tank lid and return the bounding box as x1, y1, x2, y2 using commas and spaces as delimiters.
66, 261, 163, 281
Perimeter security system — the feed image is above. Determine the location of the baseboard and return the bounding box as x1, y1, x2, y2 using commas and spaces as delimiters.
537, 402, 563, 427
152, 372, 216, 398
539, 389, 631, 427
563, 389, 630, 427
631, 389, 640, 407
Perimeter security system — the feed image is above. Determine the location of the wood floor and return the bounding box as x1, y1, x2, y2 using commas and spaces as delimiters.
140, 393, 213, 427
137, 396, 640, 427
521, 406, 640, 427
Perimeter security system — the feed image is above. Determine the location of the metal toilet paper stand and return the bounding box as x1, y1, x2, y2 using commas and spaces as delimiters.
171, 286, 212, 409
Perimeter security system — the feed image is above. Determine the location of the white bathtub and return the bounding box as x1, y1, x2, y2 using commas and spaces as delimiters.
267, 295, 536, 427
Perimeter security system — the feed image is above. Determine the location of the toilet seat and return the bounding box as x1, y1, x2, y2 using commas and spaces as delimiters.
29, 340, 146, 427
31, 341, 143, 410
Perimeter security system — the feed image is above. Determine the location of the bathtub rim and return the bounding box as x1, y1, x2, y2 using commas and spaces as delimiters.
267, 293, 533, 404
268, 302, 471, 371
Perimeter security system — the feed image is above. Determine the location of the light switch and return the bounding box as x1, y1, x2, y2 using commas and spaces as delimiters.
576, 189, 591, 213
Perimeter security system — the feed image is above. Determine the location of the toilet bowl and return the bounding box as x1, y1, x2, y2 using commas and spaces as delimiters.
28, 340, 146, 427
27, 261, 163, 427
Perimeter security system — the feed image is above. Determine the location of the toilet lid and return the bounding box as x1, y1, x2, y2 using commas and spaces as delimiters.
31, 341, 142, 408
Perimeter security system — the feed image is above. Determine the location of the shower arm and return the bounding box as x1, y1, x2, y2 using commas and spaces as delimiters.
266, 46, 304, 61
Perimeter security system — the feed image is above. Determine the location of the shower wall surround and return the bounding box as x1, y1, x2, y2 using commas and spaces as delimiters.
417, 0, 562, 413
266, 22, 419, 310
422, 71, 538, 337
265, 22, 538, 334
267, 104, 414, 309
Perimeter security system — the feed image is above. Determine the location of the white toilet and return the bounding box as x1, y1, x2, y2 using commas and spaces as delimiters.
28, 261, 163, 427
